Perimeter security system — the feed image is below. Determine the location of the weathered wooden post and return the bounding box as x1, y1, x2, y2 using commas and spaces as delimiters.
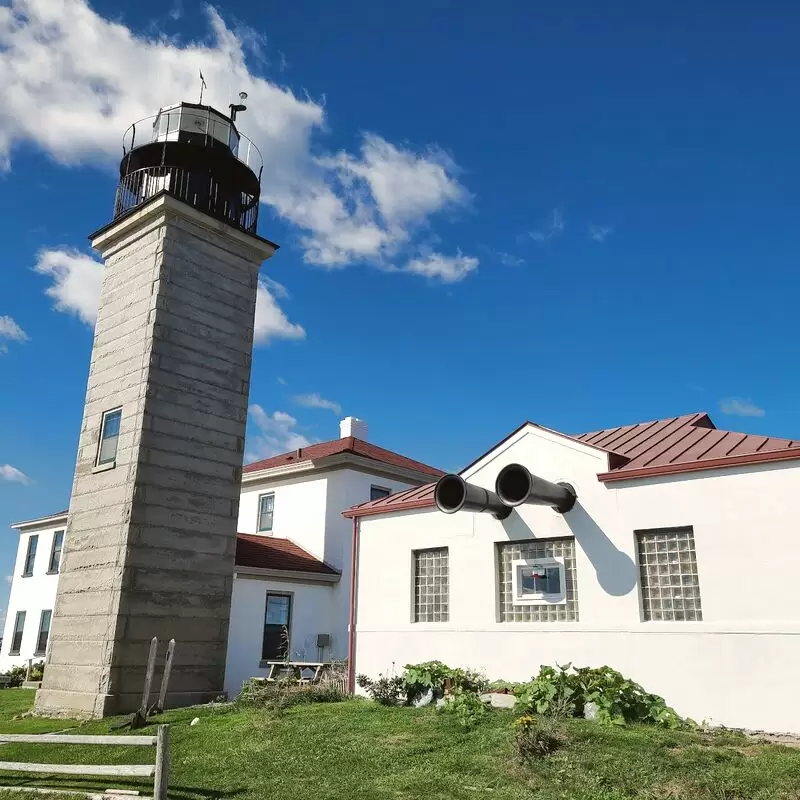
139, 637, 158, 719
154, 724, 170, 800
155, 639, 176, 714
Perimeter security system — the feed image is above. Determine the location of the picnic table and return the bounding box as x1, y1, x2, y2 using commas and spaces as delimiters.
258, 661, 332, 683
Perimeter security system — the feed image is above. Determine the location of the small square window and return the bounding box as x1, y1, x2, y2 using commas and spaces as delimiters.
511, 558, 566, 605
22, 535, 38, 577
370, 485, 391, 502
258, 493, 274, 533
97, 408, 122, 466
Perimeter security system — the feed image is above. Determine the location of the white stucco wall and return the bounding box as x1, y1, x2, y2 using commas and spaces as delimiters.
224, 574, 337, 698
0, 525, 62, 671
353, 426, 800, 733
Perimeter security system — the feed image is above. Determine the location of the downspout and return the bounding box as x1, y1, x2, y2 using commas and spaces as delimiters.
347, 515, 360, 694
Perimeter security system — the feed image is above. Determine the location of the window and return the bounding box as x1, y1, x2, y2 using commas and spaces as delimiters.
97, 408, 122, 466
636, 527, 702, 621
48, 531, 64, 574
511, 558, 565, 604
22, 535, 38, 577
35, 610, 52, 656
497, 538, 578, 622
257, 494, 274, 533
10, 611, 26, 655
413, 548, 449, 622
370, 485, 391, 501
261, 593, 292, 660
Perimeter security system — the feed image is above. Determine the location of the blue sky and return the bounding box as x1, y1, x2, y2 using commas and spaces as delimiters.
2, 0, 800, 605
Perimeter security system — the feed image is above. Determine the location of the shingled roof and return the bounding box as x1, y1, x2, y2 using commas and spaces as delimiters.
243, 437, 443, 479
344, 412, 800, 517
235, 533, 339, 576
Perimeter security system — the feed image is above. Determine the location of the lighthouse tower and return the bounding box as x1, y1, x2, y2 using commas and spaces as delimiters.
35, 101, 277, 717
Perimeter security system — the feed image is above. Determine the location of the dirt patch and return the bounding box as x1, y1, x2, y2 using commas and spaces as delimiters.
383, 733, 414, 745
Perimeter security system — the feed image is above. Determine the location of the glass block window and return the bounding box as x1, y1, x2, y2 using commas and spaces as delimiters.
636, 528, 702, 621
498, 538, 578, 622
413, 548, 449, 622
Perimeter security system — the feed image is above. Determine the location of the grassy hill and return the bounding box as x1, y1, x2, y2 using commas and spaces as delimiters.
0, 689, 795, 799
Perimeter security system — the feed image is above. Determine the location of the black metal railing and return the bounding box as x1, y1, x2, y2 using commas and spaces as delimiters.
113, 165, 260, 235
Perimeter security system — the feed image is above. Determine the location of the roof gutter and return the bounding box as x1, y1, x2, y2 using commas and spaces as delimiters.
598, 447, 800, 482
11, 512, 69, 531
234, 566, 340, 584
343, 497, 436, 519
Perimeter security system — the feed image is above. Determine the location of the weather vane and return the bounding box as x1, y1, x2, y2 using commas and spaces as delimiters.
199, 70, 207, 105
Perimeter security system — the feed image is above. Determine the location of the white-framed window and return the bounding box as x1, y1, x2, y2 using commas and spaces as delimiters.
48, 531, 64, 574
511, 557, 566, 605
10, 611, 25, 655
35, 610, 52, 656
96, 408, 122, 466
370, 485, 391, 501
22, 535, 38, 577
258, 493, 275, 533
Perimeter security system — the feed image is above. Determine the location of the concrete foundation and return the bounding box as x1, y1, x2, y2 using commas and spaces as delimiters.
35, 195, 276, 718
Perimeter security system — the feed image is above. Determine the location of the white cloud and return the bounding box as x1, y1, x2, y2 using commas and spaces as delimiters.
32, 247, 304, 344
0, 464, 32, 484
168, 0, 183, 21
720, 398, 766, 418
33, 249, 102, 326
405, 251, 479, 283
529, 209, 564, 242
0, 1, 474, 273
246, 404, 317, 461
293, 393, 341, 415
589, 224, 613, 243
494, 251, 524, 267
0, 315, 28, 353
254, 279, 305, 345
277, 377, 287, 385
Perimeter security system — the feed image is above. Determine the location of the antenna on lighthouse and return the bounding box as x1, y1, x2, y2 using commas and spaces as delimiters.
229, 91, 248, 122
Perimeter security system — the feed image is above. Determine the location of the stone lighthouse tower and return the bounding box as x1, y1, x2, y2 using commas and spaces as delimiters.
35, 100, 277, 717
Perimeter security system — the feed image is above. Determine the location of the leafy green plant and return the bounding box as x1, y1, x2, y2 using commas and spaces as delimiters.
437, 687, 488, 729
402, 661, 487, 702
515, 664, 689, 728
513, 714, 565, 760
356, 673, 405, 706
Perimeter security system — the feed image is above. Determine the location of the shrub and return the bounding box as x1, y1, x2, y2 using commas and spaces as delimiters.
356, 674, 405, 706
402, 661, 487, 702
437, 687, 488, 729
515, 663, 688, 728
513, 715, 565, 760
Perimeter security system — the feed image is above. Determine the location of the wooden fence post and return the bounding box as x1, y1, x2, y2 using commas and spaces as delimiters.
156, 639, 175, 713
154, 724, 170, 800
139, 637, 158, 719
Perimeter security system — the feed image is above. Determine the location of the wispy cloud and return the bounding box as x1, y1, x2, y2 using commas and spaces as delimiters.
494, 250, 525, 267
0, 464, 32, 485
720, 398, 766, 418
277, 377, 287, 385
245, 405, 317, 462
404, 251, 478, 283
0, 1, 475, 279
0, 315, 28, 354
32, 247, 305, 345
588, 224, 613, 243
293, 393, 342, 415
528, 209, 564, 242
168, 0, 183, 20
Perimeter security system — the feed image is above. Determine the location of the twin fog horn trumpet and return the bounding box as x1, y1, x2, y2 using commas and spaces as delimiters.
434, 464, 576, 519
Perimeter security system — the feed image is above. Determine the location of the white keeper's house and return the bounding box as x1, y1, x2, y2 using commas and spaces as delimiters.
345, 412, 800, 734
2, 417, 442, 698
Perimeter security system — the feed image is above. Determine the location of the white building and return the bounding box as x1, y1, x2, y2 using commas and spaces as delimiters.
2, 417, 442, 699
345, 412, 800, 734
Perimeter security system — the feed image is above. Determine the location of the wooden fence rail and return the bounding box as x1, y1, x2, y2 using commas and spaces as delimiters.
0, 724, 170, 800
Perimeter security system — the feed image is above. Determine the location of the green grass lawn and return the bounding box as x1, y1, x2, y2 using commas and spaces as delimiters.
0, 689, 795, 799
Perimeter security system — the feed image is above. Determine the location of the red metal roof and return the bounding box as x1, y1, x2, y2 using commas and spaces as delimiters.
243, 437, 443, 478
235, 533, 339, 575
344, 412, 800, 516
578, 412, 800, 481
